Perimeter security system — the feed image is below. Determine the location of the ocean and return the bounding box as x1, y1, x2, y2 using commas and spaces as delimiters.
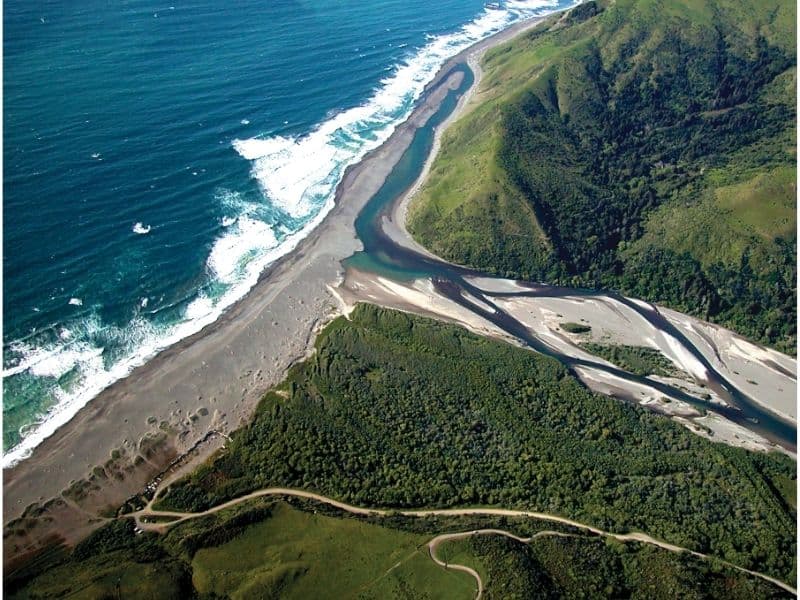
3, 0, 576, 466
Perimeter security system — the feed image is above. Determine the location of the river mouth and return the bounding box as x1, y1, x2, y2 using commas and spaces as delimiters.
344, 60, 797, 453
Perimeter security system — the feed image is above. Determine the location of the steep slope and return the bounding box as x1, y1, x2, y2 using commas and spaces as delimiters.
408, 0, 796, 352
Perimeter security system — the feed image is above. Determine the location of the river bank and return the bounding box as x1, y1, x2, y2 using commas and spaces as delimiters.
2, 14, 551, 567
5, 3, 796, 570
345, 10, 796, 454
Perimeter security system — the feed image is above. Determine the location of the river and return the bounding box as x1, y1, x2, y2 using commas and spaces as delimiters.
345, 60, 797, 452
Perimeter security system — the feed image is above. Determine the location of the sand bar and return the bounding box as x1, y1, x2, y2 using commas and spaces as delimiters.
2, 14, 549, 564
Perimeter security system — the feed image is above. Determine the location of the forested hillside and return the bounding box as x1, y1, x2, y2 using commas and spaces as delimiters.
8, 306, 796, 597
408, 0, 796, 352
156, 305, 796, 584
441, 533, 792, 599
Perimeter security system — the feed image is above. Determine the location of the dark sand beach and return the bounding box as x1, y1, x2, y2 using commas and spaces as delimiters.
3, 16, 548, 564
6, 9, 796, 567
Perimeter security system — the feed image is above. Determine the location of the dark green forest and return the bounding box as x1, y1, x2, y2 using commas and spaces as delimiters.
408, 0, 796, 352
582, 344, 679, 377
156, 305, 796, 583
5, 1, 797, 597
447, 533, 793, 599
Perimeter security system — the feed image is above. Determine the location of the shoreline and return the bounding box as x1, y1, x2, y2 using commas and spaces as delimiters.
6, 0, 796, 568
2, 12, 553, 564
1, 10, 554, 472
385, 18, 542, 259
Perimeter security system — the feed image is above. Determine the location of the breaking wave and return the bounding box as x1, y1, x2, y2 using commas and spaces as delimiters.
3, 0, 571, 467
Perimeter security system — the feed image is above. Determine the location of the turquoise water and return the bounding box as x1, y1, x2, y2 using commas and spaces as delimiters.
347, 63, 475, 281
3, 0, 576, 463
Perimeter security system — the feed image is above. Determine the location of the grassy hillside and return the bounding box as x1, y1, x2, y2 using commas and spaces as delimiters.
186, 502, 474, 600
408, 0, 796, 353
7, 500, 475, 599
155, 305, 796, 583
10, 498, 791, 599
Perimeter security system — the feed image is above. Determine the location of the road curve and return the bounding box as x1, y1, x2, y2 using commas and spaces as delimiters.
428, 529, 587, 599
127, 487, 797, 596
427, 531, 484, 600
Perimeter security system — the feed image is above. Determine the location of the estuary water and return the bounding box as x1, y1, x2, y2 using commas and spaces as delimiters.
348, 61, 796, 451
3, 0, 578, 463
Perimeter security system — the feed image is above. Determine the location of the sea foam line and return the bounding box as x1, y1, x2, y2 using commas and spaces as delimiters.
3, 0, 570, 468
231, 8, 517, 220
1, 208, 333, 468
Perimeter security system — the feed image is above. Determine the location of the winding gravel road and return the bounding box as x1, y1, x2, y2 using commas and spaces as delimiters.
127, 487, 797, 597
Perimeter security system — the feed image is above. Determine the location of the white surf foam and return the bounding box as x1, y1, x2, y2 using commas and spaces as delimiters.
4, 340, 98, 380
232, 1, 566, 221
3, 0, 576, 468
207, 216, 279, 284
3, 316, 161, 468
184, 294, 214, 321
2, 192, 337, 468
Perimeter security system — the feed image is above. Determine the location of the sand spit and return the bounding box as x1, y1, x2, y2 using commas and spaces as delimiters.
2, 16, 550, 566
5, 6, 796, 571
338, 270, 517, 347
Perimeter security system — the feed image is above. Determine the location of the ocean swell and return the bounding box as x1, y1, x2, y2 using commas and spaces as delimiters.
3, 0, 568, 468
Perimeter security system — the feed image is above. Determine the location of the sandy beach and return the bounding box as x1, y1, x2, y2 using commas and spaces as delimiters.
5, 5, 796, 568
2, 14, 551, 566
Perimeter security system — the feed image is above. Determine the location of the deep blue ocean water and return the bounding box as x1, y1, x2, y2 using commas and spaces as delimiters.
3, 0, 576, 464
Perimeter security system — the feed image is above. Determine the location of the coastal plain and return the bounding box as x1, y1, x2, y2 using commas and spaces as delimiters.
4, 1, 797, 597
3, 17, 549, 567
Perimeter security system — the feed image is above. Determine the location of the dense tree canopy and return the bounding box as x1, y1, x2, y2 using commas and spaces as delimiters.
158, 305, 796, 583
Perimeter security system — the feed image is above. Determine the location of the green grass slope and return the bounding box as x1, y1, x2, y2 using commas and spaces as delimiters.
408, 0, 796, 352
11, 497, 791, 599
156, 305, 796, 584
188, 502, 474, 600
7, 501, 476, 600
